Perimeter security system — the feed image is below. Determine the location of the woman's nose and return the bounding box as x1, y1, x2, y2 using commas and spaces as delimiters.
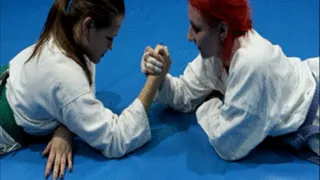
108, 42, 113, 50
187, 26, 195, 42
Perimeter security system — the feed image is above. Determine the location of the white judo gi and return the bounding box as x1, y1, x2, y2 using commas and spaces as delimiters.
1, 39, 151, 158
154, 29, 319, 161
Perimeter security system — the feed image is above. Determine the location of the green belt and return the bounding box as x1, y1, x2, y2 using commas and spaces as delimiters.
0, 65, 27, 145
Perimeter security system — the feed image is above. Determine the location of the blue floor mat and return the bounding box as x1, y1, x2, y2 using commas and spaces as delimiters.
1, 0, 319, 179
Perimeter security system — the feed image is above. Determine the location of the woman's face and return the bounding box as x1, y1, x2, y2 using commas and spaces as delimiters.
81, 15, 123, 64
187, 3, 224, 59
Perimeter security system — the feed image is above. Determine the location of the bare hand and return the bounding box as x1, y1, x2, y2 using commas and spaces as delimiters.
42, 125, 73, 180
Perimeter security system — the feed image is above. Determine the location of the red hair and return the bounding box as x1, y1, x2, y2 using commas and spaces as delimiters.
189, 0, 252, 68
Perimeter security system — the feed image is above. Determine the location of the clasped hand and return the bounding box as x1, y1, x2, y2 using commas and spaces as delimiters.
141, 44, 171, 77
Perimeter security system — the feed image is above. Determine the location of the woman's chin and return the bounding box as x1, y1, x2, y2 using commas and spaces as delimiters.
90, 56, 101, 64
93, 58, 101, 64
200, 50, 216, 60
200, 51, 210, 59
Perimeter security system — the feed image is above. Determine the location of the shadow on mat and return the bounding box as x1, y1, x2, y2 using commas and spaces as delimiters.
183, 136, 307, 175
96, 91, 122, 114
133, 104, 197, 156
239, 138, 307, 164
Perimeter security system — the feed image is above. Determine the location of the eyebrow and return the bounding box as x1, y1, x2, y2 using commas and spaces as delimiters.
106, 34, 118, 38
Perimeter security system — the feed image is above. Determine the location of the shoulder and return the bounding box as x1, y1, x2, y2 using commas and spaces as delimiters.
188, 54, 204, 70
38, 41, 92, 108
51, 58, 92, 109
187, 53, 222, 76
183, 54, 210, 82
230, 29, 287, 78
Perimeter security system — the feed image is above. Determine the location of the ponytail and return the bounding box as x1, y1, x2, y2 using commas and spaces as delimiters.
27, 0, 93, 86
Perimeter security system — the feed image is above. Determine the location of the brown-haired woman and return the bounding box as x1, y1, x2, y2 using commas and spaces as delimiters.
0, 0, 171, 179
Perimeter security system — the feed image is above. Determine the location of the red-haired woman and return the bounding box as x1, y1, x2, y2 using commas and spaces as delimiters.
142, 0, 319, 163
0, 0, 171, 179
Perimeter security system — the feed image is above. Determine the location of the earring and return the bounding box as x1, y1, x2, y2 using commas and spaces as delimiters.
220, 34, 226, 42
87, 21, 92, 30
87, 19, 95, 30
219, 22, 228, 41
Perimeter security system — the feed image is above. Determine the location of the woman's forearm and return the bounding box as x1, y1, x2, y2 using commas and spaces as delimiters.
138, 75, 162, 111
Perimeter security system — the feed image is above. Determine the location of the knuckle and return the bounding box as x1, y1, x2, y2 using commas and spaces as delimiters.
48, 159, 53, 164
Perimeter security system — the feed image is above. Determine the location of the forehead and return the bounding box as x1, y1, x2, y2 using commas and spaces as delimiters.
188, 3, 205, 25
99, 15, 123, 35
112, 15, 123, 27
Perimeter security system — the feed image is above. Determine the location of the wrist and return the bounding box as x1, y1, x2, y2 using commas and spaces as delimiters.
146, 75, 161, 85
55, 125, 72, 139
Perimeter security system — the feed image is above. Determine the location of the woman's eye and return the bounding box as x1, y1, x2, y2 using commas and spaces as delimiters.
106, 36, 113, 41
193, 26, 200, 33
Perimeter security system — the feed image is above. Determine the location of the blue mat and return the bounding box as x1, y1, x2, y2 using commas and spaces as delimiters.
1, 0, 319, 179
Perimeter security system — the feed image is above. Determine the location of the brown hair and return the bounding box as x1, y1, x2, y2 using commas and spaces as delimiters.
27, 0, 125, 85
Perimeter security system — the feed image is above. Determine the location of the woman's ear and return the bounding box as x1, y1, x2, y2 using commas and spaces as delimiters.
82, 17, 94, 41
219, 21, 228, 41
87, 20, 94, 30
